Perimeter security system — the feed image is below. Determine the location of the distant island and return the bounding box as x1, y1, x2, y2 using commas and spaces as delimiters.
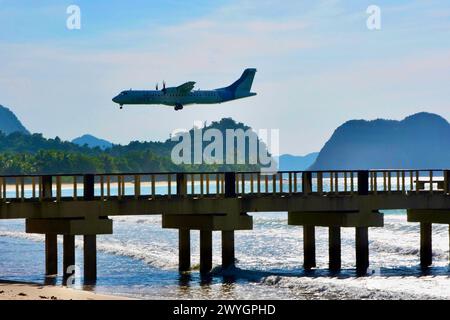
278, 153, 319, 171
309, 112, 450, 170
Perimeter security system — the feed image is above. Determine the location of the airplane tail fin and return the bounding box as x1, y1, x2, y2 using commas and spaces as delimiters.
226, 68, 257, 98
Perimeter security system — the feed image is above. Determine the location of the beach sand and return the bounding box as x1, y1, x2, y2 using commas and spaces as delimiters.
0, 281, 130, 300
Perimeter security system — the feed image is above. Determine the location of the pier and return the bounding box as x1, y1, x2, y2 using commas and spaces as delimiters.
1, 169, 450, 282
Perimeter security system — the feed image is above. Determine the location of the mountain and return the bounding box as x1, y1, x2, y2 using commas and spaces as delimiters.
72, 134, 113, 150
278, 153, 318, 171
309, 112, 450, 170
0, 105, 29, 135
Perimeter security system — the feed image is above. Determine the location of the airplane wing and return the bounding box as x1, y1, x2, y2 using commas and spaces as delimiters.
176, 81, 196, 94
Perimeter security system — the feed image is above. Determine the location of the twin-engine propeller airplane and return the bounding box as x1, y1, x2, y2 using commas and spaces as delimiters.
112, 68, 257, 111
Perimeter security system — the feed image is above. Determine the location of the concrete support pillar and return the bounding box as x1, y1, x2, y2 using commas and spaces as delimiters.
224, 172, 236, 198
357, 171, 369, 195
42, 175, 52, 199
83, 174, 95, 200
63, 235, 75, 278
329, 227, 341, 271
83, 235, 97, 283
302, 172, 312, 195
45, 234, 58, 276
355, 227, 369, 273
221, 230, 235, 269
420, 222, 432, 268
200, 230, 213, 274
176, 174, 187, 197
303, 225, 316, 269
179, 229, 190, 272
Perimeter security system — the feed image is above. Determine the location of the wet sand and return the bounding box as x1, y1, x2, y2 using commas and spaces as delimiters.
0, 280, 131, 300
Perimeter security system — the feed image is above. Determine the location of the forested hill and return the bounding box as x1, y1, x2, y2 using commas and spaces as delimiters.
0, 118, 264, 175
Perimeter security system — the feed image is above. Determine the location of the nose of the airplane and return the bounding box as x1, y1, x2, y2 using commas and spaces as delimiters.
112, 95, 119, 103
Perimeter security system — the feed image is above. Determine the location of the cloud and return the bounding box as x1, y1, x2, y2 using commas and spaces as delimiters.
156, 19, 316, 70
305, 50, 450, 93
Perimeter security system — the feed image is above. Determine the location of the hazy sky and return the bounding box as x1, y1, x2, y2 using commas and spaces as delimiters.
1, 0, 449, 154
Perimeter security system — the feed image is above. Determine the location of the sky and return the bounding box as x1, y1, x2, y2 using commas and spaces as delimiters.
0, 0, 450, 155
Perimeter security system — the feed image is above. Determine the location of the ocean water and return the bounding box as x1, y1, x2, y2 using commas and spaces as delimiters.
1, 210, 449, 300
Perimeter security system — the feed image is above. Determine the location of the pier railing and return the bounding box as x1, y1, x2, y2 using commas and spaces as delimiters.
0, 169, 448, 202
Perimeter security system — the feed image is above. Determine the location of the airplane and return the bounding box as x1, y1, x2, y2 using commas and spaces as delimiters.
112, 68, 257, 111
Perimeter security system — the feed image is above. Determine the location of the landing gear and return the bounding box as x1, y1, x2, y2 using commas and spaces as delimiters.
119, 105, 123, 109
174, 104, 183, 111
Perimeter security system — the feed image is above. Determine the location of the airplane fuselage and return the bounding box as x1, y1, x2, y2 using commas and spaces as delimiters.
112, 68, 257, 111
115, 89, 254, 107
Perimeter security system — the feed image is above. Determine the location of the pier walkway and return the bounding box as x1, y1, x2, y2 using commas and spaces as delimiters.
1, 169, 450, 281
